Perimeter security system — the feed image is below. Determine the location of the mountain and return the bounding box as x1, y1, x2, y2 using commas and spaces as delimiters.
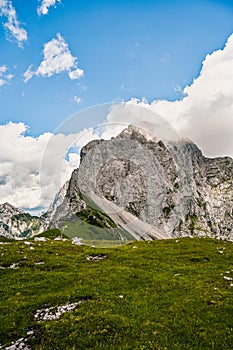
0, 202, 47, 239
1, 125, 232, 240
48, 125, 233, 241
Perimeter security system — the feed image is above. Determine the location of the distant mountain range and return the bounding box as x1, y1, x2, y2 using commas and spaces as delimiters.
0, 202, 47, 239
1, 125, 232, 241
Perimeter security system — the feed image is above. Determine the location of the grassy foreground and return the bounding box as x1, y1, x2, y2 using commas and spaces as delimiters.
0, 237, 232, 349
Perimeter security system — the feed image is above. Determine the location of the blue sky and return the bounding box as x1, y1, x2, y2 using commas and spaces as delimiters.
1, 0, 233, 135
1, 0, 233, 212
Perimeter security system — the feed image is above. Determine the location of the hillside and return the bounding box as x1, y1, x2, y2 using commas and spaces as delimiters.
0, 237, 232, 349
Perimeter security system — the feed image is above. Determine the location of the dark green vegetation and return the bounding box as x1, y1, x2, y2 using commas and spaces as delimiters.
76, 206, 117, 228
162, 205, 175, 217
36, 228, 68, 239
0, 237, 232, 349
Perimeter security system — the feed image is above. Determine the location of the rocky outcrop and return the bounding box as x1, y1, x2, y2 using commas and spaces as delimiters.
50, 125, 233, 240
181, 150, 233, 240
0, 203, 47, 239
46, 169, 86, 227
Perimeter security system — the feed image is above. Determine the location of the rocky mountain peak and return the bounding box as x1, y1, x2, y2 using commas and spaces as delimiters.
117, 124, 158, 143
0, 202, 47, 239
48, 124, 233, 241
0, 202, 23, 216
80, 139, 103, 164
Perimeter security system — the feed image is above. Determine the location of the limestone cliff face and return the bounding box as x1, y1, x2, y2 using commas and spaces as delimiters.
50, 125, 233, 240
0, 203, 47, 239
182, 147, 233, 240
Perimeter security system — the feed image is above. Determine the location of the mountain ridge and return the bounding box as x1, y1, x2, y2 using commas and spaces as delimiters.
1, 125, 232, 241
0, 202, 47, 239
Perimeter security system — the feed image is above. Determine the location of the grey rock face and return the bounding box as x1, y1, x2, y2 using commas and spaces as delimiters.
180, 149, 233, 240
96, 158, 148, 216
46, 169, 86, 227
77, 126, 195, 237
78, 125, 233, 240
0, 203, 47, 239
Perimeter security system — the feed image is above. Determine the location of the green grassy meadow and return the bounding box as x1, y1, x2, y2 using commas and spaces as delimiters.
58, 217, 134, 247
0, 237, 232, 349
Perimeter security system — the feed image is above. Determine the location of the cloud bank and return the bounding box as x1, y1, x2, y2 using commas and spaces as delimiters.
0, 122, 97, 212
152, 33, 233, 158
0, 0, 27, 47
24, 33, 84, 82
106, 34, 233, 159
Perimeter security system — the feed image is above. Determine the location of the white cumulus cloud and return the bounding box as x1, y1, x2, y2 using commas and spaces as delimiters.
105, 33, 233, 159
69, 68, 84, 80
0, 122, 97, 212
0, 0, 27, 47
37, 0, 61, 16
24, 33, 84, 82
0, 122, 52, 210
0, 64, 13, 87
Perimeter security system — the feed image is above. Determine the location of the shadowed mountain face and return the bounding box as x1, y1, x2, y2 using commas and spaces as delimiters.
48, 125, 233, 241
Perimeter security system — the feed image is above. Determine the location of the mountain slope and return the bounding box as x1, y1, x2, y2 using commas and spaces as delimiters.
50, 125, 233, 241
